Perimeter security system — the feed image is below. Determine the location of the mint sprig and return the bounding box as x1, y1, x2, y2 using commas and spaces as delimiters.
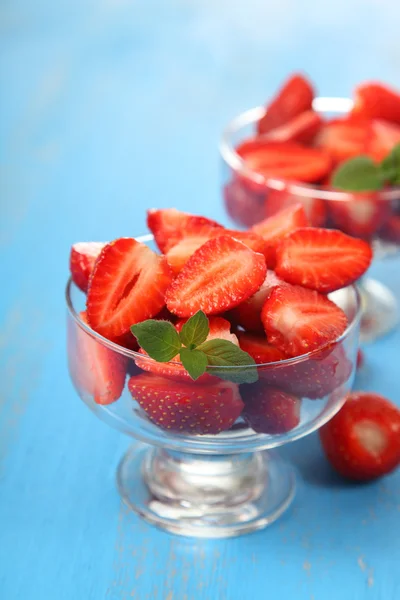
131, 310, 258, 384
332, 143, 400, 192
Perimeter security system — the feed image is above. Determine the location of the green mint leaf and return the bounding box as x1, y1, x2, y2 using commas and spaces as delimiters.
130, 320, 181, 362
381, 143, 400, 186
332, 156, 383, 192
179, 347, 208, 380
179, 310, 209, 349
197, 339, 258, 384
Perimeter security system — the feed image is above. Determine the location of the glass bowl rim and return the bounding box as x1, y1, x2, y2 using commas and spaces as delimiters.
219, 96, 400, 202
66, 234, 362, 370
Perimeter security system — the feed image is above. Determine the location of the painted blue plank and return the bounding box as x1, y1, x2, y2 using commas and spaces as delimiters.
1, 1, 400, 599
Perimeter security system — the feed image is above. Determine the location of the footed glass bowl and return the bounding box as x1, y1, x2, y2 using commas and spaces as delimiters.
220, 97, 400, 342
66, 236, 361, 538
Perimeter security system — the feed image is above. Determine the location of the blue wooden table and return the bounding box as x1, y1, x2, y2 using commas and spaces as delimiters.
1, 2, 399, 598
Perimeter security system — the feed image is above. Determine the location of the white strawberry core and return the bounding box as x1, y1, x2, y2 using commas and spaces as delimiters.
354, 420, 387, 457
350, 200, 374, 225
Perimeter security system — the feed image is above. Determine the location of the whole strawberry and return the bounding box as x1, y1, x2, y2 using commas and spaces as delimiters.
319, 392, 400, 481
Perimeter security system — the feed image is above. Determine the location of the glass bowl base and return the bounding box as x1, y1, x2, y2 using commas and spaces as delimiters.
359, 278, 399, 343
116, 443, 296, 538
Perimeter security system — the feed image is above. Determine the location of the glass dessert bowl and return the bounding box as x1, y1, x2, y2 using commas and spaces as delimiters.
220, 97, 400, 343
67, 235, 361, 539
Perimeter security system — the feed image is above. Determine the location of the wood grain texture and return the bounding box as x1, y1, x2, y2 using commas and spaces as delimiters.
1, 1, 400, 599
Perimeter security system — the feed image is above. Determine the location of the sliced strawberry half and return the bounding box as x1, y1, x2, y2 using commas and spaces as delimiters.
319, 391, 400, 480
166, 236, 267, 317
265, 187, 327, 228
261, 284, 348, 357
236, 140, 332, 183
87, 238, 173, 341
252, 203, 309, 268
70, 242, 106, 292
368, 119, 400, 162
147, 208, 222, 253
315, 118, 371, 164
257, 74, 315, 135
351, 82, 400, 125
228, 271, 286, 333
241, 383, 301, 434
327, 194, 391, 240
237, 332, 287, 364
263, 110, 323, 145
128, 374, 244, 434
275, 228, 373, 293
68, 312, 127, 405
261, 343, 353, 399
166, 229, 269, 274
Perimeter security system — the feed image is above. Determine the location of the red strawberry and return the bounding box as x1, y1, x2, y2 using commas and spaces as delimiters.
147, 208, 222, 253
265, 187, 327, 228
87, 238, 173, 341
166, 229, 269, 274
257, 74, 315, 135
228, 271, 286, 333
252, 203, 309, 268
380, 213, 400, 244
262, 110, 323, 145
319, 392, 400, 481
68, 312, 127, 405
261, 343, 353, 399
327, 193, 391, 241
356, 348, 365, 370
315, 118, 370, 164
128, 374, 244, 434
261, 284, 348, 357
69, 242, 105, 292
166, 236, 267, 317
368, 119, 400, 162
351, 82, 400, 125
176, 316, 239, 345
241, 383, 301, 434
275, 228, 373, 293
236, 140, 332, 183
237, 331, 287, 363
223, 177, 267, 228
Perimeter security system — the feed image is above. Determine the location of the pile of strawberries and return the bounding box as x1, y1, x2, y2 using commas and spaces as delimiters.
69, 206, 372, 441
224, 75, 400, 242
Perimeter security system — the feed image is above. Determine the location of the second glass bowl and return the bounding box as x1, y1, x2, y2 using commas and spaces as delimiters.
220, 97, 400, 342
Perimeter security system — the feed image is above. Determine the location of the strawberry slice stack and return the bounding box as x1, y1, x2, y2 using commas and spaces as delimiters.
68, 205, 373, 438
225, 74, 400, 243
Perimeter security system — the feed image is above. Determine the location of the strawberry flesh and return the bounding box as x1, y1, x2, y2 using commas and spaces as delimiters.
260, 343, 353, 399
228, 271, 286, 333
351, 82, 400, 124
275, 227, 373, 293
252, 203, 309, 268
236, 140, 332, 183
262, 110, 323, 145
223, 178, 267, 228
166, 235, 267, 317
241, 383, 301, 434
87, 238, 173, 341
68, 312, 127, 405
70, 242, 105, 292
257, 74, 314, 135
265, 188, 327, 228
237, 331, 287, 364
261, 284, 348, 357
327, 194, 391, 241
128, 374, 244, 434
147, 208, 222, 253
319, 392, 400, 480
